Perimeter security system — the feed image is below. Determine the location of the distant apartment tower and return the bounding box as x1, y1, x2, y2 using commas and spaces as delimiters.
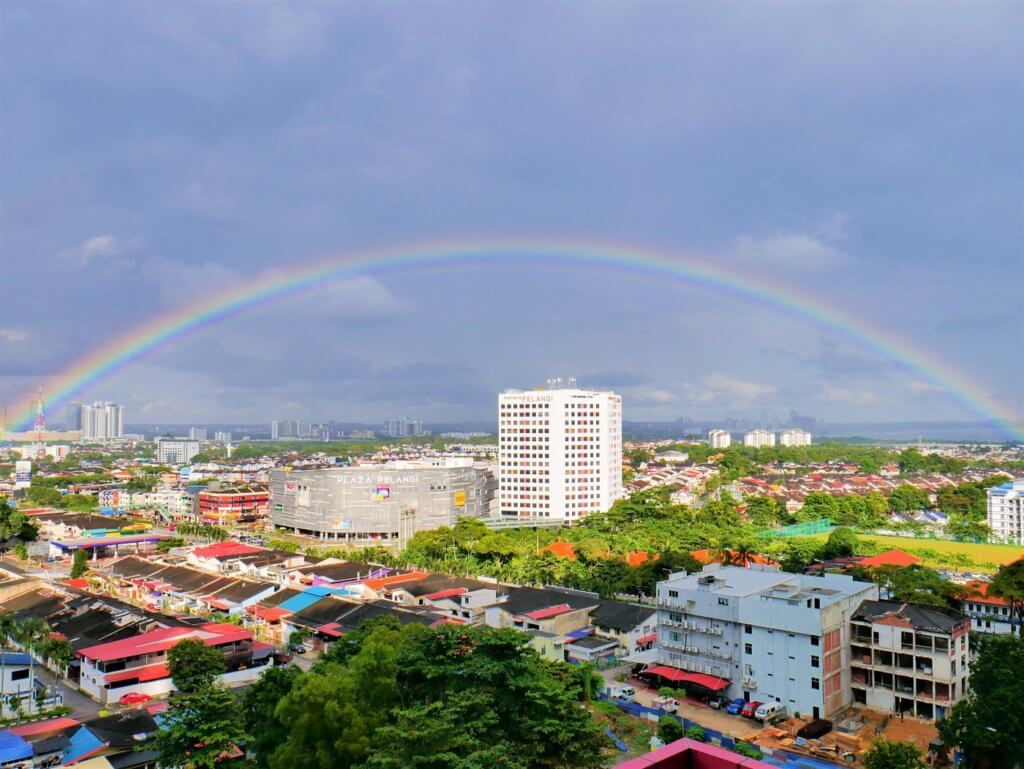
188, 426, 207, 441
271, 420, 309, 440
743, 428, 775, 448
156, 438, 201, 465
214, 431, 232, 442
80, 402, 124, 440
383, 417, 424, 438
498, 380, 622, 522
66, 402, 83, 431
779, 428, 812, 447
987, 478, 1024, 545
708, 429, 731, 449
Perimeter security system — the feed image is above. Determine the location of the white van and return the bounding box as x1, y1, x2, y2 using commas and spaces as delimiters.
754, 702, 785, 722
606, 684, 636, 702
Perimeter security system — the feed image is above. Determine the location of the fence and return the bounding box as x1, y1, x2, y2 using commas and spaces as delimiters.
757, 519, 834, 539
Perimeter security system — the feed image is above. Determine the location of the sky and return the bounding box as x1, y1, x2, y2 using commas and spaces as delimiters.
1, 1, 1021, 430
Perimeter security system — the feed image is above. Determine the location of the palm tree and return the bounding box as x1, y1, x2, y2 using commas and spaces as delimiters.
0, 611, 16, 649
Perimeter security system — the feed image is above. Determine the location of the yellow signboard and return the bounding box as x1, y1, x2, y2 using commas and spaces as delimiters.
453, 490, 467, 507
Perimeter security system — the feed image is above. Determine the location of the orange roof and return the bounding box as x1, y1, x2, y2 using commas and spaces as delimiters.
362, 570, 432, 590
857, 549, 921, 569
542, 541, 577, 560
690, 549, 776, 567
626, 551, 658, 567
962, 580, 1007, 607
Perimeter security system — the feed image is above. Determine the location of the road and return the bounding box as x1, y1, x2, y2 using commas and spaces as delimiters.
31, 665, 103, 721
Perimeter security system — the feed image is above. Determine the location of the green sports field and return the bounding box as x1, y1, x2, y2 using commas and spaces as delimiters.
807, 533, 1024, 573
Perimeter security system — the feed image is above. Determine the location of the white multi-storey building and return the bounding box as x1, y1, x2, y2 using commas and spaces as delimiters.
156, 438, 201, 465
214, 431, 233, 442
498, 381, 622, 523
654, 565, 877, 720
743, 428, 775, 448
189, 426, 207, 441
79, 401, 124, 440
708, 429, 731, 449
779, 428, 812, 447
987, 478, 1024, 545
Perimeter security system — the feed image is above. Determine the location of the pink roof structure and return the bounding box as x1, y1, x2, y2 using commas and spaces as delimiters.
616, 739, 771, 768
77, 623, 251, 663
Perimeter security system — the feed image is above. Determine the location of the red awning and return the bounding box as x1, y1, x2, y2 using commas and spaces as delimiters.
644, 665, 729, 691
635, 633, 657, 645
105, 663, 170, 685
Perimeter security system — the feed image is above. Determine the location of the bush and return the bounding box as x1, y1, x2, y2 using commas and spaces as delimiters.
657, 716, 683, 744
734, 742, 763, 759
685, 724, 707, 742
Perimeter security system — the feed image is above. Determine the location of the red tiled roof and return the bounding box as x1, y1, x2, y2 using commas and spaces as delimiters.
8, 717, 80, 737
193, 541, 263, 559
635, 633, 657, 645
523, 603, 573, 620
78, 623, 251, 663
858, 549, 921, 569
363, 571, 431, 590
247, 605, 291, 622
962, 580, 1008, 607
316, 622, 343, 638
424, 587, 468, 600
62, 578, 89, 589
202, 597, 232, 611
105, 663, 170, 684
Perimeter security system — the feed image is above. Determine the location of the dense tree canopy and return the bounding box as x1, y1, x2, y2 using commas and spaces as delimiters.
0, 500, 38, 548
937, 635, 1024, 768
167, 638, 225, 692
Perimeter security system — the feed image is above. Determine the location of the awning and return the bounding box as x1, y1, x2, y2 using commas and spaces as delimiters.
643, 665, 729, 691
316, 622, 343, 638
105, 663, 169, 685
635, 633, 657, 645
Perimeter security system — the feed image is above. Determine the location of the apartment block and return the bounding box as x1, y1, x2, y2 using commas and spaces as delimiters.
708, 429, 731, 449
498, 382, 622, 522
654, 565, 877, 719
743, 429, 775, 448
779, 428, 812, 447
849, 601, 970, 720
987, 478, 1024, 545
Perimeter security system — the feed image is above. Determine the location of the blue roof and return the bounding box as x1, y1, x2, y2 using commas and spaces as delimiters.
61, 725, 105, 763
278, 586, 348, 613
0, 652, 32, 666
0, 731, 32, 763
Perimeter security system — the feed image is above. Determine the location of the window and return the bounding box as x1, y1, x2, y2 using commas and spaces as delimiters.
745, 625, 753, 634
744, 643, 752, 654
668, 590, 679, 598
811, 635, 820, 646
811, 655, 820, 668
811, 677, 820, 690
11, 669, 29, 681
718, 598, 730, 606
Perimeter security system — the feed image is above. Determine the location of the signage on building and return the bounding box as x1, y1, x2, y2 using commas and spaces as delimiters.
373, 483, 391, 502
14, 460, 31, 489
453, 490, 467, 507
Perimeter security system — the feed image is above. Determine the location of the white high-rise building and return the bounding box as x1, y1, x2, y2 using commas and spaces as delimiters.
779, 428, 812, 446
743, 428, 775, 448
498, 380, 622, 523
708, 429, 731, 449
987, 478, 1024, 545
189, 426, 207, 441
214, 431, 232, 442
80, 402, 124, 440
156, 438, 201, 465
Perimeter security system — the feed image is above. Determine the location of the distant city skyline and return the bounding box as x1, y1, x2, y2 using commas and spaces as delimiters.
1, 3, 1020, 434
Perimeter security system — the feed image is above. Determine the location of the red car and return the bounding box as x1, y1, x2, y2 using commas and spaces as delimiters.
119, 692, 152, 706
741, 700, 763, 718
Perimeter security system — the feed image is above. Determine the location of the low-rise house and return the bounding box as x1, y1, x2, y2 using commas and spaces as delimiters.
59, 710, 160, 768
849, 600, 970, 720
77, 623, 272, 704
0, 653, 63, 719
282, 596, 443, 648
281, 561, 390, 592
589, 600, 657, 656
957, 580, 1018, 635
485, 586, 600, 636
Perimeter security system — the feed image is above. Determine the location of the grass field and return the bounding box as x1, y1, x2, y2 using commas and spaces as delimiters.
807, 533, 1024, 573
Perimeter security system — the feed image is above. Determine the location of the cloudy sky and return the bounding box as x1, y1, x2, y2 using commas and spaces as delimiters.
1, 2, 1021, 429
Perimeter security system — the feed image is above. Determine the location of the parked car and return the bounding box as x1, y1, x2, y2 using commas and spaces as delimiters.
707, 695, 730, 710
119, 692, 152, 706
725, 698, 747, 715
606, 684, 637, 702
754, 702, 786, 722
741, 701, 764, 718
651, 696, 678, 713
289, 643, 307, 655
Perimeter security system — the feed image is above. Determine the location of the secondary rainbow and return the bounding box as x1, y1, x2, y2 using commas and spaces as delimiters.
8, 236, 1022, 440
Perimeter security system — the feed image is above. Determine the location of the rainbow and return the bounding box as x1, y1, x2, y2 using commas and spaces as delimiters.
7, 236, 1022, 440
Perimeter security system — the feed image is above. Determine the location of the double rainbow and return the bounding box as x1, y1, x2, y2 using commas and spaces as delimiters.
7, 237, 1022, 440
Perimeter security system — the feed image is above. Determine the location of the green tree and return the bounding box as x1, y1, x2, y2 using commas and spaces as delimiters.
0, 501, 38, 548
242, 664, 302, 768
852, 565, 957, 608
888, 484, 931, 512
988, 559, 1024, 638
153, 683, 246, 769
822, 527, 858, 560
657, 716, 683, 744
798, 493, 839, 522
685, 724, 706, 742
862, 738, 924, 769
744, 495, 784, 528
167, 638, 225, 692
70, 549, 89, 579
937, 635, 1024, 768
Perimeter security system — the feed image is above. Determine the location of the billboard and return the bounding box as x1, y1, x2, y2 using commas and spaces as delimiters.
453, 490, 467, 508
14, 460, 31, 489
372, 483, 390, 502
